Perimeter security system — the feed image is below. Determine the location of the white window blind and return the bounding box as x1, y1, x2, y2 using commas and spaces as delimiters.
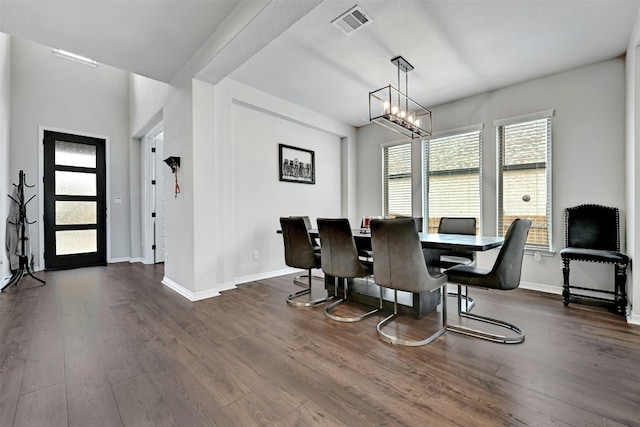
383, 143, 412, 217
423, 130, 481, 233
496, 113, 552, 250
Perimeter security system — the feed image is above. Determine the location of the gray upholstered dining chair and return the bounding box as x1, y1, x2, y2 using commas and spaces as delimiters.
280, 217, 333, 307
298, 215, 321, 252
317, 218, 382, 322
445, 218, 531, 344
434, 217, 477, 270
370, 218, 448, 346
392, 216, 424, 232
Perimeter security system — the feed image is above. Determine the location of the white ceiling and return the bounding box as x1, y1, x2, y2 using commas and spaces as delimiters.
0, 0, 241, 82
1, 0, 639, 128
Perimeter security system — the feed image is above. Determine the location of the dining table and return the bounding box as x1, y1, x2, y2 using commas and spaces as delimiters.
307, 228, 504, 318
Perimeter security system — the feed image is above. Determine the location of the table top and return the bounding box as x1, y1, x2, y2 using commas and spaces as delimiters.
416, 232, 503, 251
307, 229, 503, 252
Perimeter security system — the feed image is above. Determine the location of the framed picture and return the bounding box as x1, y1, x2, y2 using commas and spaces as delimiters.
279, 144, 315, 184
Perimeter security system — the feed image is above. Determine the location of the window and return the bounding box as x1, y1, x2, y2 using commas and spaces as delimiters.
423, 128, 482, 233
496, 110, 553, 250
383, 143, 412, 217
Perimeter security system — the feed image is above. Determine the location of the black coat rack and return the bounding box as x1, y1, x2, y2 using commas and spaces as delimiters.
2, 170, 46, 292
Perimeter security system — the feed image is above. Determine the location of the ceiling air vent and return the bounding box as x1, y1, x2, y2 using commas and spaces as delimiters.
332, 5, 372, 36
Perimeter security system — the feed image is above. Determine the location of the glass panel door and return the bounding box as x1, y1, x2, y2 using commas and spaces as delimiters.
44, 131, 107, 270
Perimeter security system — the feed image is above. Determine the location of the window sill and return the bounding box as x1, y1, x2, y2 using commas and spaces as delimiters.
524, 249, 556, 257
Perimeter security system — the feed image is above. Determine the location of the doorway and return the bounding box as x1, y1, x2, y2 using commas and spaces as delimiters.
43, 130, 107, 270
142, 124, 165, 264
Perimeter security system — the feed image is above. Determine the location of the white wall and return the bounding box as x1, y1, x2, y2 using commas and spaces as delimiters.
128, 71, 197, 294
162, 80, 196, 292
184, 77, 357, 299
0, 33, 10, 281
357, 59, 627, 295
230, 99, 343, 277
9, 37, 130, 264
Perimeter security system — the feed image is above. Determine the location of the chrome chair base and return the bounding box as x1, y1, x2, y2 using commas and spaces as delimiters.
446, 285, 525, 344
377, 287, 447, 346
446, 289, 475, 311
324, 279, 382, 322
293, 274, 323, 287
287, 272, 335, 307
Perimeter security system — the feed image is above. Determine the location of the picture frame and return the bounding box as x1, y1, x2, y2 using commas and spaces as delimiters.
279, 144, 315, 184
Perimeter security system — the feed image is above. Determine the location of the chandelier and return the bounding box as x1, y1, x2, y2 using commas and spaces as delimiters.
369, 56, 432, 139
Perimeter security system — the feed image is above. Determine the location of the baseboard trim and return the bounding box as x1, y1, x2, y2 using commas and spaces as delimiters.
0, 275, 10, 290
234, 267, 302, 285
162, 276, 238, 302
109, 257, 130, 264
627, 312, 640, 325
162, 276, 195, 301
129, 257, 143, 264
162, 268, 303, 302
519, 281, 561, 295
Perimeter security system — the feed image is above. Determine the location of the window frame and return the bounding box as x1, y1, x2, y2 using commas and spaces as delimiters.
494, 109, 554, 251
423, 124, 483, 234
381, 141, 413, 218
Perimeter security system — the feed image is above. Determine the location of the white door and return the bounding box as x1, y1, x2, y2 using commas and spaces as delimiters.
153, 132, 166, 263
141, 124, 165, 265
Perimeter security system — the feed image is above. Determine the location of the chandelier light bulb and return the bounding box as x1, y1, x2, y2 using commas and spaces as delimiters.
414, 118, 421, 128
407, 113, 414, 124
400, 110, 406, 119
383, 100, 390, 113
391, 104, 399, 115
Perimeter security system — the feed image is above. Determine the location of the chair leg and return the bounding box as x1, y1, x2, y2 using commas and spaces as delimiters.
324, 277, 382, 322
446, 285, 525, 344
562, 258, 571, 306
377, 287, 447, 346
447, 284, 475, 311
287, 269, 335, 307
615, 263, 628, 317
293, 273, 323, 287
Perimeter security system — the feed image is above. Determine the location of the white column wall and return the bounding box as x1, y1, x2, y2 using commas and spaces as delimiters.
0, 33, 11, 281
186, 77, 357, 298
628, 42, 640, 324
160, 80, 196, 293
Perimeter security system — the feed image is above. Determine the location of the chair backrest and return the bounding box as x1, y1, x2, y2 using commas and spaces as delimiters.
437, 217, 477, 260
564, 204, 620, 251
486, 218, 531, 290
317, 218, 370, 278
371, 218, 445, 293
299, 215, 313, 230
438, 217, 477, 235
393, 216, 424, 232
280, 217, 319, 269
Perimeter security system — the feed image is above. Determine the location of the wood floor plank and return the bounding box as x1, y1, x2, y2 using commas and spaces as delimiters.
19, 281, 65, 395
59, 274, 124, 427
13, 382, 67, 427
2, 265, 640, 426
0, 282, 43, 426
282, 400, 350, 427
112, 373, 176, 427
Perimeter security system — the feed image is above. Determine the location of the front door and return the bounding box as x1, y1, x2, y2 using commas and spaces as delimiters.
43, 130, 107, 270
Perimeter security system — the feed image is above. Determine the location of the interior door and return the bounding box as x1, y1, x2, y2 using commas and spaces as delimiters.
153, 131, 165, 263
43, 130, 107, 270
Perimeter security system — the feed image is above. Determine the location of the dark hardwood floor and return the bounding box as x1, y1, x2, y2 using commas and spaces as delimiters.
1, 263, 639, 426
